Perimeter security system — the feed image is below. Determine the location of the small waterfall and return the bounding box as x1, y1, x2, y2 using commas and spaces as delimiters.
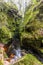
14, 48, 21, 60
10, 48, 22, 64
16, 48, 21, 58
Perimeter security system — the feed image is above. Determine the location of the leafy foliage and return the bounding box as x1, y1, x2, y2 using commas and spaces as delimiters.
21, 0, 43, 49
0, 2, 21, 44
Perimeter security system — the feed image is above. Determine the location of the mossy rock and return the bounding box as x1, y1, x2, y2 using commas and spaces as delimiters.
14, 54, 43, 65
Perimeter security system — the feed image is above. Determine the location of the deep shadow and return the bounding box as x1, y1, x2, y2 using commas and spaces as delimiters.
28, 46, 43, 63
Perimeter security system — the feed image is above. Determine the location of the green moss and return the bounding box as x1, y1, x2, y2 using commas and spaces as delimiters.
14, 54, 43, 65
0, 61, 3, 65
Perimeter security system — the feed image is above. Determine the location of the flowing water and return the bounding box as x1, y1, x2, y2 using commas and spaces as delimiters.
10, 48, 22, 64
15, 48, 21, 58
